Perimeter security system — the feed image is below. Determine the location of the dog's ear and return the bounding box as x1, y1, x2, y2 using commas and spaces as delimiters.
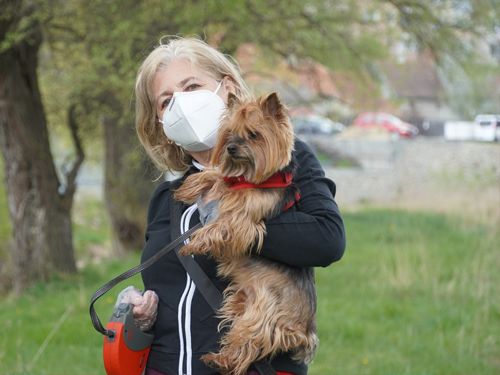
227, 92, 240, 108
263, 92, 284, 119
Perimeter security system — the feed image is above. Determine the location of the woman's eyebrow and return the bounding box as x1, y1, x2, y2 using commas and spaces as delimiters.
156, 76, 198, 104
156, 90, 170, 104
178, 76, 196, 87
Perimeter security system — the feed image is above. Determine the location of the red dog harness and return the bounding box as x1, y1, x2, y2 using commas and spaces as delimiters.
223, 172, 300, 211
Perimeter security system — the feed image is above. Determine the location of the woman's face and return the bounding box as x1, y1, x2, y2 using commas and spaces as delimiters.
152, 58, 236, 166
153, 59, 235, 120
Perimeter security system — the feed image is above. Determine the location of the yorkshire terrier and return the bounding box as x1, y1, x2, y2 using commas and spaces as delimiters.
173, 92, 318, 375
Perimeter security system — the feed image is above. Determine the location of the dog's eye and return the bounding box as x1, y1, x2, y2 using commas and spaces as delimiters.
249, 132, 258, 139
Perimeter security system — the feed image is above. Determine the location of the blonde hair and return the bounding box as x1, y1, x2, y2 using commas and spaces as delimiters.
135, 36, 250, 173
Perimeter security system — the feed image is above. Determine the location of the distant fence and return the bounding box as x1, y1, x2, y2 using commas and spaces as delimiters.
312, 137, 400, 170
323, 138, 500, 206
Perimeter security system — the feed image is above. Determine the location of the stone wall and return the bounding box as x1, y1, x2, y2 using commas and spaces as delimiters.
318, 138, 499, 207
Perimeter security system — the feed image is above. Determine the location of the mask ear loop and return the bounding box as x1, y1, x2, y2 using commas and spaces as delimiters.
211, 80, 223, 98
168, 96, 176, 111
157, 96, 176, 125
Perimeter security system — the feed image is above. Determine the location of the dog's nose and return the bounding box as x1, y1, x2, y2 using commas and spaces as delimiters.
227, 145, 238, 155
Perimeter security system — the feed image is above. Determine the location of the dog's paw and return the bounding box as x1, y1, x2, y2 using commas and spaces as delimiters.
178, 242, 210, 257
178, 243, 197, 257
201, 353, 235, 375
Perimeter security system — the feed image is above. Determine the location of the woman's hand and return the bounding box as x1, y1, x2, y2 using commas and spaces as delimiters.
116, 286, 159, 332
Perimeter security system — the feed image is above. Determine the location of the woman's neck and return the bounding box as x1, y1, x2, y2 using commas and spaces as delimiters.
189, 149, 213, 168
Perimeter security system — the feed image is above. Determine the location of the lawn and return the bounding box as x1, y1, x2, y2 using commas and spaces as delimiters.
0, 208, 498, 374
311, 210, 499, 374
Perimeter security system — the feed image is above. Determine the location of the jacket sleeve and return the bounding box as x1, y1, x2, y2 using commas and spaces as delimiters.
257, 138, 346, 267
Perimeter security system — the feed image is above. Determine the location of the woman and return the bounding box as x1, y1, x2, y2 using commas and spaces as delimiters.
122, 36, 346, 375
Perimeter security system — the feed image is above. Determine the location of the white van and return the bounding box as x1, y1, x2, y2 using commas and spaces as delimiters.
473, 114, 500, 142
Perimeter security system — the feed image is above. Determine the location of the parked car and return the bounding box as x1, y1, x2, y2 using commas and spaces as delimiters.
473, 114, 500, 142
291, 115, 346, 135
353, 112, 419, 138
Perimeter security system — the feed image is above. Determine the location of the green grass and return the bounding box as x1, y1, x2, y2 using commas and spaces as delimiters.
0, 252, 144, 374
310, 210, 499, 374
72, 197, 113, 263
0, 157, 11, 244
0, 157, 13, 293
0, 209, 498, 374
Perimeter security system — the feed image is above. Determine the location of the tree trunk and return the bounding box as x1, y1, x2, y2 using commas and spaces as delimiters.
0, 14, 77, 295
102, 92, 160, 255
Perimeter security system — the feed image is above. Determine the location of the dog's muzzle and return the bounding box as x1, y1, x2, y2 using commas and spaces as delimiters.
227, 145, 238, 155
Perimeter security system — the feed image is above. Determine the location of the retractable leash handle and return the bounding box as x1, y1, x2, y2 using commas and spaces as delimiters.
89, 223, 202, 375
103, 303, 154, 375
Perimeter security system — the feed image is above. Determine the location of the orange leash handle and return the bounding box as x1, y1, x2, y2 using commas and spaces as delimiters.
103, 303, 154, 375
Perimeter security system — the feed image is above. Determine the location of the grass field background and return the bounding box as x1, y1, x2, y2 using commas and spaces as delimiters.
0, 195, 498, 374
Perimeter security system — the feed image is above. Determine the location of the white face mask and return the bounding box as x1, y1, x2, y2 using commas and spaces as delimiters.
159, 81, 226, 152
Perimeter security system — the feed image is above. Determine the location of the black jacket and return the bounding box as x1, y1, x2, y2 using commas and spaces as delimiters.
141, 138, 346, 375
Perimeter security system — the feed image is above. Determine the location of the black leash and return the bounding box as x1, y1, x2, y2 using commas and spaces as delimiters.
89, 177, 276, 375
89, 222, 202, 336
169, 179, 224, 312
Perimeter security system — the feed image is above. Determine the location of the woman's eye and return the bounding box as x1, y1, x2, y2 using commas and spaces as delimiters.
249, 132, 258, 139
161, 98, 171, 108
187, 84, 199, 91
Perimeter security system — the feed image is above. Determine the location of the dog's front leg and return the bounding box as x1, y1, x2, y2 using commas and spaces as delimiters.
181, 210, 263, 258
173, 170, 221, 204
178, 221, 226, 257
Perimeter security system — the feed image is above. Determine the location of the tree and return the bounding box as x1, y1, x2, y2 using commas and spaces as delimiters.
70, 0, 164, 254
1, 0, 495, 293
438, 57, 499, 120
54, 0, 386, 256
0, 0, 82, 294
31, 0, 164, 256
50, 0, 497, 255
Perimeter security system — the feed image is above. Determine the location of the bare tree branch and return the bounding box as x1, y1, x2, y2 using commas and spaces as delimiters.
62, 102, 85, 209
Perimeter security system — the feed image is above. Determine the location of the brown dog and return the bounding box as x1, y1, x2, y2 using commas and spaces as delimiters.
173, 92, 318, 375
